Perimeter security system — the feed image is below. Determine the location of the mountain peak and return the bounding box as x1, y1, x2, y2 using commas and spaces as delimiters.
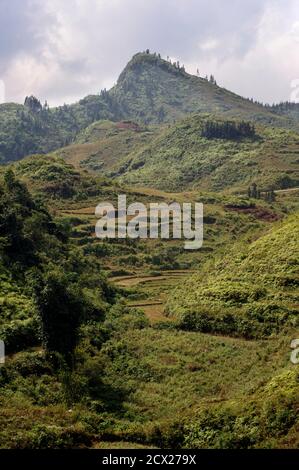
117, 51, 189, 85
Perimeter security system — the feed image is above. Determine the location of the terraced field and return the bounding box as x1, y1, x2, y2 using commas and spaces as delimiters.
110, 270, 194, 323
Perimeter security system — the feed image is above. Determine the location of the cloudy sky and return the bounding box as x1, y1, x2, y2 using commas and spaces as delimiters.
0, 0, 299, 106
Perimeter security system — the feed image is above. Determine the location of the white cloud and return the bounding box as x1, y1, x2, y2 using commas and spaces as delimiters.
0, 0, 298, 105
200, 39, 219, 52
186, 1, 299, 103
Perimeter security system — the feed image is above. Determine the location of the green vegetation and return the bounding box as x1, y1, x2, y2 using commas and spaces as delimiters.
201, 119, 256, 140
0, 95, 113, 164
166, 214, 299, 339
53, 120, 160, 173
112, 114, 299, 191
0, 155, 298, 449
0, 169, 114, 358
0, 51, 298, 450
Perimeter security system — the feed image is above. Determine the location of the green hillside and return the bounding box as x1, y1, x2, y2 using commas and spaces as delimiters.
112, 114, 299, 191
0, 96, 116, 164
52, 120, 160, 172
271, 102, 299, 121
6, 152, 277, 273
166, 214, 299, 338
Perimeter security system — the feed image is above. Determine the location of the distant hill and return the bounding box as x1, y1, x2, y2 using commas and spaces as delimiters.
1, 51, 299, 164
0, 96, 114, 164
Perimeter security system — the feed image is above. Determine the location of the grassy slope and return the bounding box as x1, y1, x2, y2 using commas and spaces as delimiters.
111, 114, 299, 191
166, 214, 299, 338
1, 323, 298, 449
6, 153, 276, 270
0, 153, 298, 449
51, 120, 160, 172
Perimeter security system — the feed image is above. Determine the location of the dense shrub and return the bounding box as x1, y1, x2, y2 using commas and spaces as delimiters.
0, 317, 40, 353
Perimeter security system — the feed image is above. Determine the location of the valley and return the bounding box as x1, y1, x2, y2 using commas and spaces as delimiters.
0, 51, 298, 450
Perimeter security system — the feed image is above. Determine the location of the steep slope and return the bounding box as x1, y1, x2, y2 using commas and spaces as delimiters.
111, 114, 299, 191
166, 214, 299, 338
1, 52, 299, 164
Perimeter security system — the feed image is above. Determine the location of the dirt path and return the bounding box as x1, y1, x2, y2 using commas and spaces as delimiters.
111, 269, 194, 282
111, 271, 193, 287
275, 187, 299, 193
